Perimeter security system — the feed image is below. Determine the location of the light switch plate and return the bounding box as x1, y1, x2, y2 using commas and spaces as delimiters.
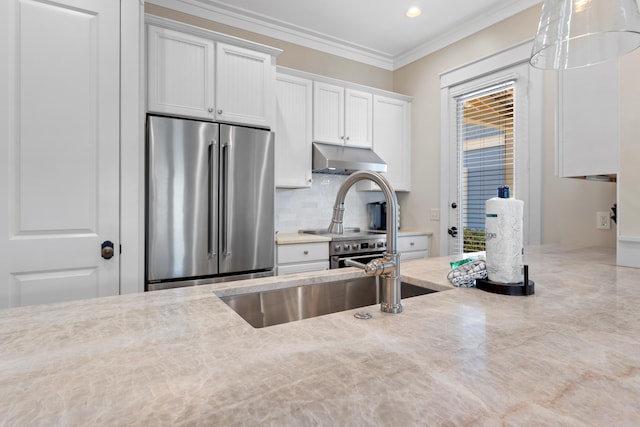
596, 211, 611, 229
430, 208, 440, 221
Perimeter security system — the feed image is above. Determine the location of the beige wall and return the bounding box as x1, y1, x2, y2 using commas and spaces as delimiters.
394, 5, 617, 255
617, 47, 640, 267
145, 4, 394, 90
619, 48, 640, 237
147, 3, 622, 256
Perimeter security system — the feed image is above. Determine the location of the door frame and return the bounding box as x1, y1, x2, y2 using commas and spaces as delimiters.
120, 1, 145, 294
439, 39, 543, 256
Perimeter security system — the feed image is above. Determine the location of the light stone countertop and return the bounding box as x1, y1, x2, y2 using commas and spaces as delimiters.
1, 245, 639, 426
275, 232, 331, 245
275, 230, 432, 245
397, 229, 433, 236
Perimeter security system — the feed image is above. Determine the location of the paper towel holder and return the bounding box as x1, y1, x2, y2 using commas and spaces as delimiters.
476, 265, 535, 296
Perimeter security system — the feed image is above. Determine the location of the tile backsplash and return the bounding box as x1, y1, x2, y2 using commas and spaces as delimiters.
276, 173, 383, 233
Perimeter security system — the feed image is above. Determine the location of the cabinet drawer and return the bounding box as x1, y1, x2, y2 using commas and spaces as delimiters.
277, 242, 328, 264
402, 250, 429, 260
398, 235, 430, 253
277, 261, 329, 276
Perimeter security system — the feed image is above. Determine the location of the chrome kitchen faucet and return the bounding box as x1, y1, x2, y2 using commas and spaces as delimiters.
328, 170, 402, 314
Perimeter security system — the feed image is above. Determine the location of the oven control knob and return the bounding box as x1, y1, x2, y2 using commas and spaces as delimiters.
344, 244, 351, 251
334, 244, 341, 251
353, 243, 360, 250
377, 242, 384, 248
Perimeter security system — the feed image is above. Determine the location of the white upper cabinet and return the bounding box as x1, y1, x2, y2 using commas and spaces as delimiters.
216, 42, 274, 128
147, 25, 215, 120
146, 19, 280, 128
344, 89, 374, 148
275, 73, 313, 188
313, 82, 373, 148
557, 60, 619, 178
358, 95, 412, 191
313, 82, 344, 144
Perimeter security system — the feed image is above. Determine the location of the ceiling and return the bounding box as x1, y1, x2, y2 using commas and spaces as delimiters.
151, 0, 542, 70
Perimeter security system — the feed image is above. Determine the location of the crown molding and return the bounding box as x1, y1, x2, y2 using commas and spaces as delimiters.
147, 0, 542, 71
394, 0, 543, 69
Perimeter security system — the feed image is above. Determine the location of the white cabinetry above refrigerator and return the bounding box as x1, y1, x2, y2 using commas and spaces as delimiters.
146, 17, 281, 129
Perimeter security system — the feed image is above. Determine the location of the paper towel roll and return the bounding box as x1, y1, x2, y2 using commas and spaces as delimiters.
485, 197, 524, 283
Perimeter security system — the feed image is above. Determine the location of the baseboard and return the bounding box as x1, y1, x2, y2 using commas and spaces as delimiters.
617, 235, 640, 268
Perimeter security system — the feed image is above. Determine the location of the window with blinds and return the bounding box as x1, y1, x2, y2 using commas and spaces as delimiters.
456, 82, 515, 253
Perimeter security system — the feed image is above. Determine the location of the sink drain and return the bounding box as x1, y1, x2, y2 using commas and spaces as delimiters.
353, 311, 373, 320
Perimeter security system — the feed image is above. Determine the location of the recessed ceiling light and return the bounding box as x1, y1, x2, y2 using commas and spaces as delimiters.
406, 6, 422, 18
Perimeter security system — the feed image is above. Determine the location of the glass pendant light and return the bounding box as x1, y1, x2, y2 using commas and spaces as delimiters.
530, 0, 640, 69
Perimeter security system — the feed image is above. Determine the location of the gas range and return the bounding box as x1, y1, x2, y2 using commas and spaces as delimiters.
299, 227, 387, 257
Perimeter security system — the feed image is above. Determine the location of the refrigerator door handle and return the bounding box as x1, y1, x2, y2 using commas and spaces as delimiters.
221, 141, 232, 257
208, 140, 218, 258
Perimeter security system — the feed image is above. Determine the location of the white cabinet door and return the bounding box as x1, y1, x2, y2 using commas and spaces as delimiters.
358, 95, 412, 191
216, 42, 274, 128
275, 73, 313, 188
375, 95, 411, 190
344, 89, 373, 148
313, 81, 345, 145
0, 0, 120, 307
147, 25, 215, 120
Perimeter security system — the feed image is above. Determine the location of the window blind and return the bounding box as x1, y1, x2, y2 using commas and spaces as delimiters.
455, 81, 516, 253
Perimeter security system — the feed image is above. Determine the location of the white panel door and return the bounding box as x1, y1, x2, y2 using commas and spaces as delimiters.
216, 42, 274, 128
147, 25, 215, 120
275, 73, 313, 188
344, 89, 373, 148
0, 0, 120, 307
313, 81, 345, 145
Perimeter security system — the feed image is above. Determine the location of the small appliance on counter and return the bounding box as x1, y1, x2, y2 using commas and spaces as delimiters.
367, 201, 400, 231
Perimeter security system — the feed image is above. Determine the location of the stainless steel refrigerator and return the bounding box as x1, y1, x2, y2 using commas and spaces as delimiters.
146, 115, 275, 291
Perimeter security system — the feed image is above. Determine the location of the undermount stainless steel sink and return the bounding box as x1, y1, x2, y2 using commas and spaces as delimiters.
218, 276, 438, 328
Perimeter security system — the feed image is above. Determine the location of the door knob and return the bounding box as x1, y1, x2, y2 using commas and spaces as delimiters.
447, 227, 458, 237
101, 240, 115, 260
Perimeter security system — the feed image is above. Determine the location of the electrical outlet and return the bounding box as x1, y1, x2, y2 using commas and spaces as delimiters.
430, 208, 440, 221
596, 211, 611, 230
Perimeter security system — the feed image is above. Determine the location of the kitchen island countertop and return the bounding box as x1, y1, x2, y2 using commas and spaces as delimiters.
1, 245, 639, 425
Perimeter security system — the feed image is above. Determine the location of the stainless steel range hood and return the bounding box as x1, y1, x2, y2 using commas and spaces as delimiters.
312, 142, 387, 175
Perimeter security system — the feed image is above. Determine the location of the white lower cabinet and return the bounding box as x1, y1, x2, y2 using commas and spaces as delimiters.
398, 233, 430, 260
276, 242, 329, 275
